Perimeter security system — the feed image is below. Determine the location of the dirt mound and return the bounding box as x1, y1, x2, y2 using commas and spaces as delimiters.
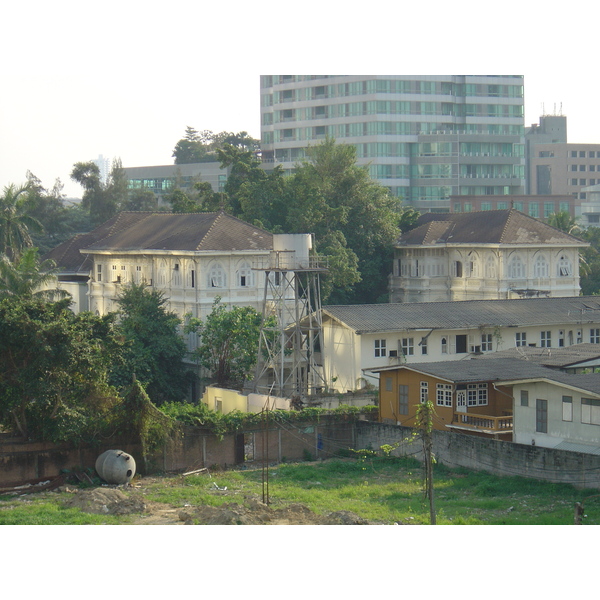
61, 482, 374, 525
65, 487, 147, 516
177, 501, 370, 525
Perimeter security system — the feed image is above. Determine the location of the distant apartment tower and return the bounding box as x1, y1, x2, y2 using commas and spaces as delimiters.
92, 154, 111, 185
260, 75, 526, 212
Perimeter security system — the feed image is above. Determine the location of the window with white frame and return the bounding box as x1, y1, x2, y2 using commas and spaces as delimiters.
420, 337, 428, 355
401, 337, 414, 356
562, 396, 573, 422
540, 331, 551, 348
520, 390, 529, 406
208, 263, 226, 288
485, 256, 497, 279
507, 255, 525, 279
436, 383, 453, 407
481, 334, 493, 352
96, 264, 102, 282
591, 329, 600, 344
157, 261, 167, 287
420, 381, 429, 403
516, 332, 527, 347
441, 337, 448, 354
467, 383, 488, 406
172, 263, 182, 287
582, 398, 600, 425
557, 255, 572, 277
375, 339, 387, 357
533, 255, 549, 278
238, 262, 253, 287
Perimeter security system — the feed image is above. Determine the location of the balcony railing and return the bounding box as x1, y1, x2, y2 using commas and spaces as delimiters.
451, 412, 513, 433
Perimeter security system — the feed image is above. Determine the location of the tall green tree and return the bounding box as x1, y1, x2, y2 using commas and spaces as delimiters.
24, 172, 70, 254
0, 297, 122, 442
285, 138, 402, 303
71, 158, 128, 225
111, 282, 190, 404
218, 144, 286, 220
0, 247, 68, 301
0, 184, 43, 261
185, 297, 264, 390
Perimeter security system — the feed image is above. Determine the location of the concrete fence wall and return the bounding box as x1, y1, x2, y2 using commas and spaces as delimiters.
356, 421, 600, 490
4, 420, 600, 490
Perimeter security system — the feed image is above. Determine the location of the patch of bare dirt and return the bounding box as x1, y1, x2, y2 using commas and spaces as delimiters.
60, 483, 373, 525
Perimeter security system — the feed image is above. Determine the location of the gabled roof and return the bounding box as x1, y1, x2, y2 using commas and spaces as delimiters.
397, 209, 586, 247
44, 212, 273, 272
368, 357, 600, 396
322, 296, 600, 334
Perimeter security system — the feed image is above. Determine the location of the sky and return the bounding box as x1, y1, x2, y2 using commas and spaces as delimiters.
2, 2, 599, 199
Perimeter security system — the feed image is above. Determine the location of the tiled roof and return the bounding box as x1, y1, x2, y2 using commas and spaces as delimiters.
397, 209, 586, 246
369, 357, 600, 395
322, 296, 600, 334
43, 212, 273, 271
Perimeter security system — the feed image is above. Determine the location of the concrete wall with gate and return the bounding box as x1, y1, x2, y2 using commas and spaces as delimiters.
356, 421, 600, 490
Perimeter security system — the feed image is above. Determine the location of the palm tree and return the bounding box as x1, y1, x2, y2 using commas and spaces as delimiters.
0, 184, 43, 261
0, 247, 70, 301
547, 211, 581, 236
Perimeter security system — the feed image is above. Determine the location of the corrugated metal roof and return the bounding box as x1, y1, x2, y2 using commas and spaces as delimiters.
323, 296, 600, 334
397, 209, 586, 247
473, 343, 600, 368
369, 356, 600, 394
553, 441, 600, 456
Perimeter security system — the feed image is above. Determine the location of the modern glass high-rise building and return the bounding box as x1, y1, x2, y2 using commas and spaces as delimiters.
260, 75, 526, 212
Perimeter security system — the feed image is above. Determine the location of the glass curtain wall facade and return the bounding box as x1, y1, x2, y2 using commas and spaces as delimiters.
260, 75, 525, 212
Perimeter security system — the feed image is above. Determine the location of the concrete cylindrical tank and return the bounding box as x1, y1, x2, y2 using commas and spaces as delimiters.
95, 450, 136, 484
272, 234, 312, 269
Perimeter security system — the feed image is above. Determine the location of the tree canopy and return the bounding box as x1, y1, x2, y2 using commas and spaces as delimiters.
173, 127, 260, 165
0, 184, 43, 261
110, 282, 190, 404
70, 158, 128, 226
0, 297, 123, 442
219, 137, 405, 303
185, 297, 264, 390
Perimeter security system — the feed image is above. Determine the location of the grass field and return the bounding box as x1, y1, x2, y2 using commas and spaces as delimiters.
1, 456, 599, 525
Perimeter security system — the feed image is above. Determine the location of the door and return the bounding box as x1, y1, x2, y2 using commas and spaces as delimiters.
456, 390, 467, 413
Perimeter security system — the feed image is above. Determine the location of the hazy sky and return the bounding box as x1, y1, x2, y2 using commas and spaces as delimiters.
1, 1, 597, 198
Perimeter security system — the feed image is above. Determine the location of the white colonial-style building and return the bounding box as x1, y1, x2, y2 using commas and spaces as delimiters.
318, 296, 600, 393
389, 209, 587, 303
44, 211, 309, 320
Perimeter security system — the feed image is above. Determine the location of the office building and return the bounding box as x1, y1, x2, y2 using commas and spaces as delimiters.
526, 115, 600, 211
260, 75, 526, 212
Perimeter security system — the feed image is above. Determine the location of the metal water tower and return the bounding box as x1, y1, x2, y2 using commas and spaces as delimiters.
252, 234, 328, 399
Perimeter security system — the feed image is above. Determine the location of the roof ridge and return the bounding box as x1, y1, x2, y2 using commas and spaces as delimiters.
195, 212, 221, 251
498, 208, 516, 243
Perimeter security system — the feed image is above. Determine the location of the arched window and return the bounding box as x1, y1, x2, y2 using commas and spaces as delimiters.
533, 255, 549, 278
485, 256, 497, 279
237, 262, 254, 287
557, 255, 572, 277
157, 260, 167, 287
172, 262, 182, 287
208, 263, 227, 288
508, 255, 525, 279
